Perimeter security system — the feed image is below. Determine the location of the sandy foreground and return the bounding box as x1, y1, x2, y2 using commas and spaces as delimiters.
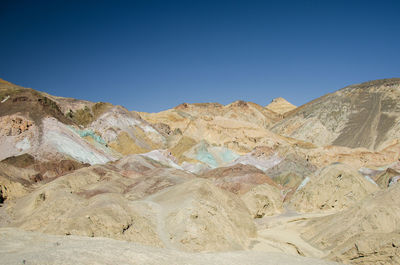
0, 209, 341, 265
0, 227, 339, 265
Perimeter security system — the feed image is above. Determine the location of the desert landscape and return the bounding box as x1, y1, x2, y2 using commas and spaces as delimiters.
1, 77, 400, 264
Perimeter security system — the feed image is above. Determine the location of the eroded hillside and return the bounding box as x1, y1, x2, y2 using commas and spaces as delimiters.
272, 78, 400, 151
1, 78, 400, 265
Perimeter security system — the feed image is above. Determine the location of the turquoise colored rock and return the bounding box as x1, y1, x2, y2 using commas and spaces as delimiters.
195, 142, 239, 168
69, 127, 107, 146
196, 145, 218, 168
220, 148, 240, 163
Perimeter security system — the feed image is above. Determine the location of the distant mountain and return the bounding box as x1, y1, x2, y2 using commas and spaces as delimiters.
272, 78, 400, 151
265, 97, 297, 115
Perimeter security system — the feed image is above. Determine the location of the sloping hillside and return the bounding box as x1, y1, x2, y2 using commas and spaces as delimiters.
272, 78, 400, 151
0, 79, 166, 165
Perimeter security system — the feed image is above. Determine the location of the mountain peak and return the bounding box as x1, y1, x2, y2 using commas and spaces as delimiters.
271, 97, 288, 103
265, 97, 296, 115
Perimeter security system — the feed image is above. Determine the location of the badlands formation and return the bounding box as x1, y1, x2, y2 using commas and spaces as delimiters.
1, 78, 400, 264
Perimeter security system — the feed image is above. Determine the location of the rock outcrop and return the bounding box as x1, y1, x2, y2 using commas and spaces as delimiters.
241, 183, 283, 218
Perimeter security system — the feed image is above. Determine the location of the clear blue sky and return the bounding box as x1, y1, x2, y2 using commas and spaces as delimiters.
1, 0, 399, 112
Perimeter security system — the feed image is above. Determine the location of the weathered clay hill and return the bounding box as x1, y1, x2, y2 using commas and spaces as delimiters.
0, 78, 166, 165
272, 78, 400, 151
139, 100, 289, 156
1, 77, 400, 265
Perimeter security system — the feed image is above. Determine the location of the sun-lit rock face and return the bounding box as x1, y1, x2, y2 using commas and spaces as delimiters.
272, 78, 400, 151
89, 106, 166, 155
265, 97, 297, 115
139, 100, 288, 155
0, 115, 38, 161
40, 117, 114, 164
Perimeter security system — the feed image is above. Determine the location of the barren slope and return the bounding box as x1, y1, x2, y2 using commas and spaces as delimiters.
272, 78, 400, 150
0, 79, 165, 164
